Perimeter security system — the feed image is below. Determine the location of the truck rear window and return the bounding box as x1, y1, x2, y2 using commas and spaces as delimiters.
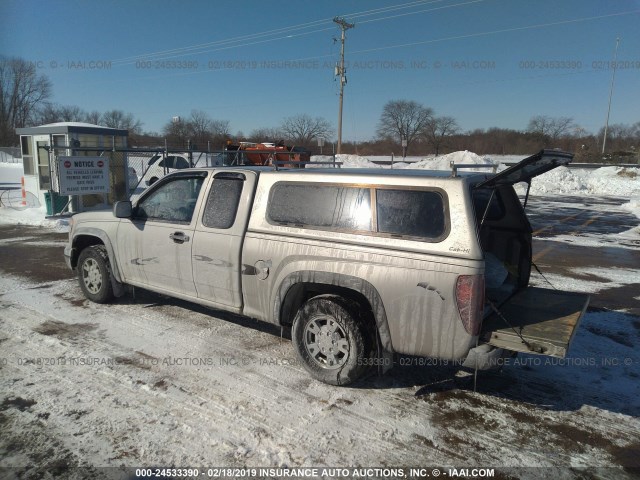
376, 189, 445, 239
267, 183, 448, 241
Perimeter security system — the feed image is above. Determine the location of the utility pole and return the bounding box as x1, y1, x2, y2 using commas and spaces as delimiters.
334, 16, 354, 155
602, 37, 620, 155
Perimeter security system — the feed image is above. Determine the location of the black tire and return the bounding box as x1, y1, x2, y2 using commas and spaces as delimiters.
77, 245, 114, 304
292, 294, 373, 385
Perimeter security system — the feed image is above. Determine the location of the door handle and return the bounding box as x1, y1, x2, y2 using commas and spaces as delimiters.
169, 231, 190, 244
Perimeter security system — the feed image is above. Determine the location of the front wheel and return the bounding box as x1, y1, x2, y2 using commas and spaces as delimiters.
292, 295, 373, 385
77, 245, 114, 303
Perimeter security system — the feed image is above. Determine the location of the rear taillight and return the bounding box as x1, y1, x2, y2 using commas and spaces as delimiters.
455, 274, 485, 336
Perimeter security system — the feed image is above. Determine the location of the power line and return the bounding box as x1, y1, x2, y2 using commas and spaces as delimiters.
602, 37, 621, 154
356, 0, 484, 25
348, 10, 639, 56
111, 0, 453, 65
112, 27, 336, 66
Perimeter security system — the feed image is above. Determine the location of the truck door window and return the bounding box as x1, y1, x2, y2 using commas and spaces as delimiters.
202, 177, 244, 229
136, 177, 204, 223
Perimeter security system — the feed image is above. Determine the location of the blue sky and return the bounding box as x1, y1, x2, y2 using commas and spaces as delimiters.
1, 0, 639, 141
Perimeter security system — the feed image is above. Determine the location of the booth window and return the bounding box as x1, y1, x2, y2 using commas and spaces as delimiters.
37, 141, 50, 189
21, 136, 34, 175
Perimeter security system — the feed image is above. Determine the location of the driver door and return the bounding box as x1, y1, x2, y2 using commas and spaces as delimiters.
116, 173, 207, 297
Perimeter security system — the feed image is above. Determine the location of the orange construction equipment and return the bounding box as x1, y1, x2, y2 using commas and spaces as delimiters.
226, 141, 310, 167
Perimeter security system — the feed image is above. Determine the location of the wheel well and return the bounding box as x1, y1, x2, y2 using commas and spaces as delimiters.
71, 235, 105, 268
280, 283, 374, 328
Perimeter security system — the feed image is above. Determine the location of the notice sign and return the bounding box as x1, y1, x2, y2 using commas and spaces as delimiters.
58, 156, 110, 195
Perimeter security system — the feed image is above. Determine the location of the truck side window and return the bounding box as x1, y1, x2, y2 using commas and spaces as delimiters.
202, 177, 244, 229
136, 177, 204, 223
268, 184, 372, 232
376, 189, 446, 239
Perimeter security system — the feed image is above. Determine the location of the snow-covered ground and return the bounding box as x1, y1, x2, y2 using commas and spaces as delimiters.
0, 259, 638, 477
1, 152, 639, 477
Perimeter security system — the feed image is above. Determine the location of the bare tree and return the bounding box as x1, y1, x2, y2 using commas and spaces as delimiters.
58, 105, 86, 122
102, 109, 143, 135
597, 123, 638, 153
422, 116, 459, 155
36, 103, 63, 124
248, 127, 285, 142
376, 100, 433, 153
0, 56, 52, 144
280, 114, 333, 146
35, 103, 86, 124
210, 119, 231, 143
163, 117, 190, 147
188, 110, 212, 146
84, 110, 102, 125
527, 115, 576, 141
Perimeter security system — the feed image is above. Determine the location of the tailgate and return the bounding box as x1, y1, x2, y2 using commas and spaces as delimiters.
482, 287, 589, 357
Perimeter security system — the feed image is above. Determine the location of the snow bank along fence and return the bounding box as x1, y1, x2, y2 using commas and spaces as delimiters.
0, 147, 21, 163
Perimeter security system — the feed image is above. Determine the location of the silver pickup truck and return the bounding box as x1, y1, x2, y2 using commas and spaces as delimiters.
64, 150, 589, 385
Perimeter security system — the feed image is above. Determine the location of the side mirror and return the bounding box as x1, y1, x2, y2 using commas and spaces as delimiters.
113, 201, 132, 218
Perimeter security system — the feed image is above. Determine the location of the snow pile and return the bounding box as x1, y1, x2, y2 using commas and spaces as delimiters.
0, 205, 70, 231
335, 154, 382, 169
403, 150, 495, 171
621, 197, 640, 219
519, 166, 589, 195
586, 167, 640, 196
389, 162, 410, 168
310, 154, 384, 168
522, 166, 640, 196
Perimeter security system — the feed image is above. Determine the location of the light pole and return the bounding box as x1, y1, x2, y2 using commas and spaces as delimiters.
334, 17, 354, 155
602, 37, 620, 155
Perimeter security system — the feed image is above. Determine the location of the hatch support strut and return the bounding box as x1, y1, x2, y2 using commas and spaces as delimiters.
479, 188, 496, 230
523, 180, 532, 210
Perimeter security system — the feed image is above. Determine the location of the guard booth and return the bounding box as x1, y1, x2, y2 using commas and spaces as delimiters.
16, 122, 129, 214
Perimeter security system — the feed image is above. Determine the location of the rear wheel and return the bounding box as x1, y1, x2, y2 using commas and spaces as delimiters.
77, 245, 114, 303
292, 295, 373, 385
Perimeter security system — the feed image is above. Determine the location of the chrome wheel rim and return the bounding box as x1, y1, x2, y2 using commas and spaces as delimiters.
82, 258, 103, 294
304, 315, 349, 369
